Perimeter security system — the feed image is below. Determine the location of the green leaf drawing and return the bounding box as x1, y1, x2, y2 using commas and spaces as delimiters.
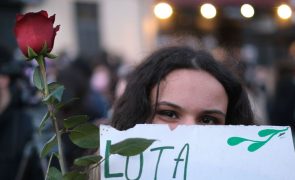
41, 135, 57, 158
64, 115, 89, 129
33, 66, 44, 90
227, 128, 288, 152
248, 141, 266, 152
227, 137, 248, 146
48, 167, 62, 180
69, 123, 99, 149
110, 138, 156, 156
258, 129, 280, 137
74, 155, 102, 167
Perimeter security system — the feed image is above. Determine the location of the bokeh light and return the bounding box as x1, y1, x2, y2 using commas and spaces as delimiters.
277, 4, 292, 20
154, 2, 173, 20
200, 3, 217, 19
241, 4, 255, 18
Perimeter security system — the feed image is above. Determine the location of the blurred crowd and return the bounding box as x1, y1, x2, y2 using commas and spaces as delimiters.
1, 37, 295, 179
0, 44, 134, 179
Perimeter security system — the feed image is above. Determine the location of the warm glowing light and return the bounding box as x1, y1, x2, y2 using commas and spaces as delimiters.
241, 4, 255, 18
200, 3, 217, 19
154, 2, 173, 20
277, 4, 292, 20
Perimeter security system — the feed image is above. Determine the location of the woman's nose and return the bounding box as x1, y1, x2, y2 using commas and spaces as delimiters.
167, 116, 196, 130
182, 116, 196, 125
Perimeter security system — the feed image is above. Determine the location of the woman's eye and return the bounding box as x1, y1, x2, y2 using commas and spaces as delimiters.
200, 115, 218, 125
157, 110, 178, 119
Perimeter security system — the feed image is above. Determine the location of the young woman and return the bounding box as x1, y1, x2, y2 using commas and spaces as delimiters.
111, 46, 254, 130
90, 46, 254, 179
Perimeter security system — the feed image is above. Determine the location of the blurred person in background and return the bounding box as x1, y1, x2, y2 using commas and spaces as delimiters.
57, 56, 111, 170
268, 57, 295, 134
212, 45, 269, 125
240, 44, 269, 125
57, 57, 109, 122
89, 64, 112, 119
0, 46, 43, 180
89, 51, 121, 112
89, 51, 125, 121
114, 64, 133, 101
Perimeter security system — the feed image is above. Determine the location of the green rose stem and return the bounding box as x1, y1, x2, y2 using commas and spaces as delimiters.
37, 55, 67, 175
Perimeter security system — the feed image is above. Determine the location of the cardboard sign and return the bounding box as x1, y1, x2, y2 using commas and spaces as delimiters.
100, 125, 295, 180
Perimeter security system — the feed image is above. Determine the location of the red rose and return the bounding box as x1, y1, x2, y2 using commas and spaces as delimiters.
14, 10, 60, 58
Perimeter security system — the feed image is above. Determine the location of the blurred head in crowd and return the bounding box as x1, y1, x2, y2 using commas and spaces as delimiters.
0, 46, 24, 110
0, 46, 21, 81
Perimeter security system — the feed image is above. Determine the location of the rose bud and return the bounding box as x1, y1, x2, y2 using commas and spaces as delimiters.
14, 10, 60, 59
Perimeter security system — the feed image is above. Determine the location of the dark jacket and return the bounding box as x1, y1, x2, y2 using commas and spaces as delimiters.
0, 85, 37, 180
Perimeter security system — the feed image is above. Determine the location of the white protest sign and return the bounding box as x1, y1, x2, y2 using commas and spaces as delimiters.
100, 125, 295, 180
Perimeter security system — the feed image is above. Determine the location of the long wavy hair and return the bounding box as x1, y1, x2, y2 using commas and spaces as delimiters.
111, 46, 253, 130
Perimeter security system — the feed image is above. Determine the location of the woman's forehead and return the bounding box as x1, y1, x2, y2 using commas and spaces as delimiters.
151, 69, 228, 108
159, 69, 224, 92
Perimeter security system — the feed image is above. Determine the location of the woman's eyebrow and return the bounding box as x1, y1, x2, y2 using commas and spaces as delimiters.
156, 101, 182, 110
156, 102, 226, 117
202, 110, 226, 117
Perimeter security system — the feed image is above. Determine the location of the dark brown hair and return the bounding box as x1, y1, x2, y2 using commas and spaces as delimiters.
111, 46, 253, 130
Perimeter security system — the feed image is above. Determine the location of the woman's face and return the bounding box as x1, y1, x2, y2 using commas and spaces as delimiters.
151, 69, 228, 129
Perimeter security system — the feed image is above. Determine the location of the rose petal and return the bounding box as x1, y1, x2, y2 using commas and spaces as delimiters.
39, 10, 48, 18
54, 25, 60, 32
48, 25, 60, 52
49, 14, 55, 24
16, 14, 24, 22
